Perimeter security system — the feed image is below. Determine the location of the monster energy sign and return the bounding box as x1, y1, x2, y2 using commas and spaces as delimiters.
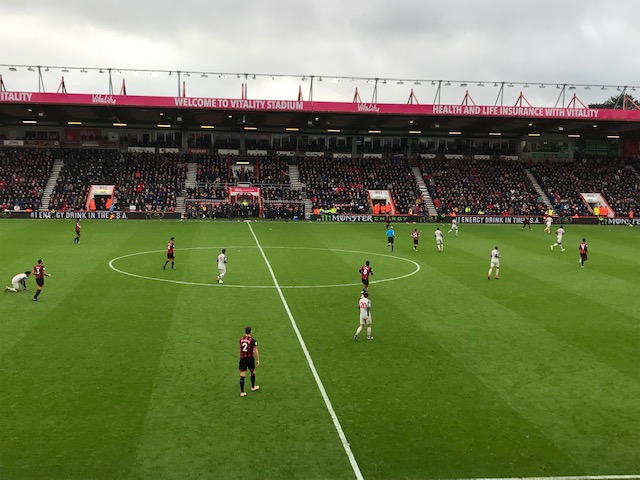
311, 214, 426, 222
314, 214, 374, 222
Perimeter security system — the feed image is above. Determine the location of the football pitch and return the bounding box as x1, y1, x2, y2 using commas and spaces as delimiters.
0, 219, 639, 480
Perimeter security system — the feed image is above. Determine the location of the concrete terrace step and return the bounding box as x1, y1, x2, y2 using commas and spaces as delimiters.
40, 159, 64, 211
184, 162, 198, 190
524, 168, 554, 213
411, 166, 437, 217
175, 196, 186, 214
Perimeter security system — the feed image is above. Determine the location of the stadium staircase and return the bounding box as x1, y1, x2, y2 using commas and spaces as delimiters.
288, 164, 303, 189
289, 164, 313, 216
411, 166, 437, 217
40, 158, 64, 211
176, 162, 199, 215
524, 168, 554, 213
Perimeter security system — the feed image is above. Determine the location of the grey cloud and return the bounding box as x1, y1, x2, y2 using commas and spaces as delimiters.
2, 0, 640, 100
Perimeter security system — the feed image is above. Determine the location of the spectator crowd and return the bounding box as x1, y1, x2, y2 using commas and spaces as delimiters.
420, 156, 547, 216
298, 155, 422, 214
49, 150, 186, 212
3, 146, 640, 220
0, 149, 53, 211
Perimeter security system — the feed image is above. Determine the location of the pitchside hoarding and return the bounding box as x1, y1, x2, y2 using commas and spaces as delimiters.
0, 211, 181, 220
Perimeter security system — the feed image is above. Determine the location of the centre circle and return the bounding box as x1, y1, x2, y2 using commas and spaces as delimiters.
108, 246, 420, 289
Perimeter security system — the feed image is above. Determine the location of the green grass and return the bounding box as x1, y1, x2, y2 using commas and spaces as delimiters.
0, 219, 639, 479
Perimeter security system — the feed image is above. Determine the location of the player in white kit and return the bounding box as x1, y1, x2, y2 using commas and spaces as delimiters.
434, 227, 444, 252
216, 248, 227, 283
448, 218, 459, 236
544, 215, 553, 233
353, 292, 372, 341
5, 271, 31, 292
488, 246, 500, 280
551, 227, 566, 252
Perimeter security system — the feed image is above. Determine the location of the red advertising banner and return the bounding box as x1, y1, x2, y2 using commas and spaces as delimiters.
3, 91, 640, 121
229, 186, 260, 194
187, 148, 210, 155
64, 127, 103, 142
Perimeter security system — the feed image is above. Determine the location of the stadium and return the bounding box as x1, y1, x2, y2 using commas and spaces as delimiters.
1, 63, 640, 480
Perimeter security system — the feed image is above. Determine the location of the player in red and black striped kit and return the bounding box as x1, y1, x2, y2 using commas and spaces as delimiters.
579, 238, 588, 268
163, 237, 175, 270
32, 259, 51, 302
239, 326, 260, 397
74, 220, 81, 244
359, 261, 373, 292
411, 229, 420, 250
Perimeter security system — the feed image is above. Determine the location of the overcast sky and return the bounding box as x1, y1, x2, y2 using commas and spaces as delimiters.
2, 0, 639, 106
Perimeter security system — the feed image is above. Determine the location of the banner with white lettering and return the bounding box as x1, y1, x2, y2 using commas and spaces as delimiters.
444, 215, 599, 225
368, 190, 390, 200
3, 91, 639, 121
0, 211, 180, 220
64, 127, 102, 142
603, 217, 640, 226
187, 148, 209, 155
310, 214, 427, 223
128, 146, 155, 153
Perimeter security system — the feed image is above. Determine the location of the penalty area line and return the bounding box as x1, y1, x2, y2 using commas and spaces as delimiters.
247, 223, 364, 480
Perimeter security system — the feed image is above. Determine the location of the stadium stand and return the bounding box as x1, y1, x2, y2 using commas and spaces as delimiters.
0, 148, 54, 211
49, 150, 187, 212
257, 156, 290, 184
186, 155, 304, 219
257, 156, 305, 219
298, 156, 422, 214
5, 144, 638, 220
530, 157, 640, 216
419, 156, 547, 216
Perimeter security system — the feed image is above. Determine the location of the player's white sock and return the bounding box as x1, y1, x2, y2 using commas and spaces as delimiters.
495, 268, 499, 277
355, 325, 363, 336
367, 326, 371, 337
7, 287, 17, 292
488, 268, 493, 277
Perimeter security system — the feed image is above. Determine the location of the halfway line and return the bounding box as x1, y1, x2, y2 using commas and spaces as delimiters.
247, 223, 364, 480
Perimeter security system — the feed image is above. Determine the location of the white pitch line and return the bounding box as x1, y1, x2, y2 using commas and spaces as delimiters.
247, 223, 364, 480
108, 246, 419, 290
444, 476, 640, 480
